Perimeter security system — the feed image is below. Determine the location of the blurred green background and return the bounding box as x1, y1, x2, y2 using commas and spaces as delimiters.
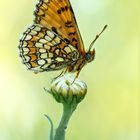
0, 0, 139, 140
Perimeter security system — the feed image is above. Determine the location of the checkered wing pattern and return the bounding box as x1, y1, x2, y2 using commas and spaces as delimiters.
19, 24, 79, 72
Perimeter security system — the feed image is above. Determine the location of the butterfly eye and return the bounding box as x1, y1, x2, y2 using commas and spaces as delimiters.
85, 53, 91, 60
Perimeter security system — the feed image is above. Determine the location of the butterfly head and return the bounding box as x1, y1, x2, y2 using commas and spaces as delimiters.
85, 49, 95, 62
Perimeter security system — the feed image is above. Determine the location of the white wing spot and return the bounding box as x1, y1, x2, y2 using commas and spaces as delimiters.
35, 42, 43, 48
25, 29, 31, 34
54, 37, 61, 44
55, 49, 60, 55
44, 45, 51, 50
40, 53, 48, 59
45, 35, 52, 42
39, 48, 46, 53
48, 53, 53, 58
68, 44, 76, 51
22, 48, 29, 55
30, 30, 38, 35
24, 34, 32, 41
47, 58, 52, 63
34, 26, 41, 31
39, 39, 48, 44
21, 34, 26, 40
51, 40, 57, 45
47, 31, 55, 38
23, 56, 30, 62
47, 42, 53, 46
64, 47, 71, 53
38, 59, 46, 65
56, 57, 64, 62
21, 41, 28, 47
41, 63, 50, 69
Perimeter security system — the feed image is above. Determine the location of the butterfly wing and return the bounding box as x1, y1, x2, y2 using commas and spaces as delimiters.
34, 0, 85, 55
19, 24, 79, 72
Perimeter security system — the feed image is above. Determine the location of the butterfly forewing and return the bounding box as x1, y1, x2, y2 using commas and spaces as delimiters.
19, 24, 79, 72
34, 0, 85, 54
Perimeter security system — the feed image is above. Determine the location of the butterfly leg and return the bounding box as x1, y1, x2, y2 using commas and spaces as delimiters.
53, 70, 64, 80
71, 70, 81, 84
54, 67, 68, 80
76, 69, 81, 78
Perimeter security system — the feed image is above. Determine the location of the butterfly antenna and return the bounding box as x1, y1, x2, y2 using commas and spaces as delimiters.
88, 25, 108, 51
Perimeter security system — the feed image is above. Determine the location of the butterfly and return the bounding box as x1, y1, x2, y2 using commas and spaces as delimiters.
19, 0, 107, 78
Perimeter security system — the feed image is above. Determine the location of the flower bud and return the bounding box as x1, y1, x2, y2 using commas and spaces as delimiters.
49, 74, 87, 104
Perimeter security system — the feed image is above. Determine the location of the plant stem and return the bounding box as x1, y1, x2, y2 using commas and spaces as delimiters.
53, 103, 77, 140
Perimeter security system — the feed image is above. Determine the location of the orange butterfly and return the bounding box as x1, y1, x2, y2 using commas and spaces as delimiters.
19, 0, 107, 77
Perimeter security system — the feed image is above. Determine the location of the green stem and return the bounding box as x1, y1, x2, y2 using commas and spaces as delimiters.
53, 103, 77, 140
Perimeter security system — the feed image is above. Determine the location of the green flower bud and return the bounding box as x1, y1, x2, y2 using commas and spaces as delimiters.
49, 74, 87, 104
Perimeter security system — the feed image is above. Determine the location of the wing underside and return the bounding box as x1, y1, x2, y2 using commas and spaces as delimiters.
19, 24, 79, 72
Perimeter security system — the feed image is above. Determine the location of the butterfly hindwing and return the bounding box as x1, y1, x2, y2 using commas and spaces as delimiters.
34, 0, 85, 55
19, 24, 79, 72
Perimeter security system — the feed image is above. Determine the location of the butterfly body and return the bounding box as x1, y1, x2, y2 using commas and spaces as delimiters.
19, 0, 106, 77
67, 50, 95, 73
